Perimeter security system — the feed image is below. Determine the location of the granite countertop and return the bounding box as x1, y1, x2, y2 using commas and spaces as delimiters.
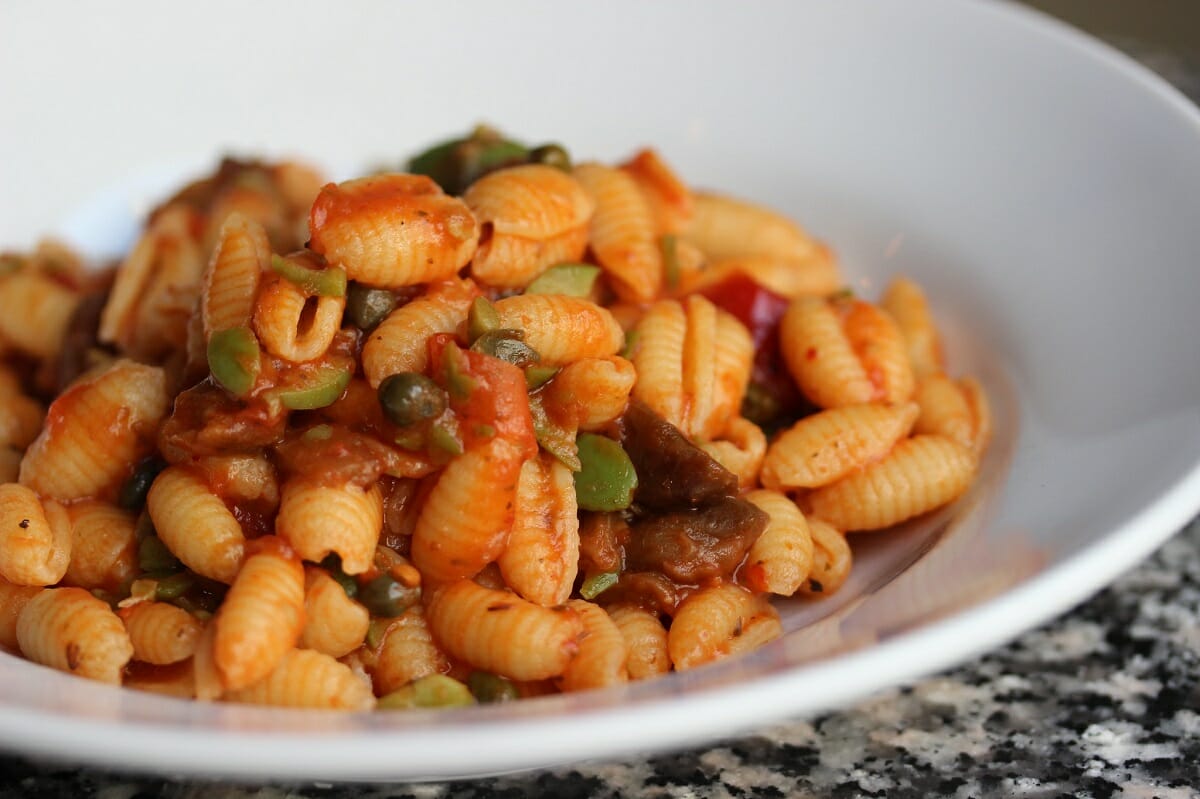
3, 5, 1198, 798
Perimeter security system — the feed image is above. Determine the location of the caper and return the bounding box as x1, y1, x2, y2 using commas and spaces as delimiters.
346, 283, 396, 331
467, 671, 520, 704
470, 329, 540, 368
358, 573, 420, 618
378, 372, 447, 427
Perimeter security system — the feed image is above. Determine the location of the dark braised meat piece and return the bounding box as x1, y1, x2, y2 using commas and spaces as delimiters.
625, 496, 769, 584
158, 379, 286, 463
617, 400, 737, 511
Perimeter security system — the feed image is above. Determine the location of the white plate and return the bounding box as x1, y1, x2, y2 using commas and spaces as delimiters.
2, 0, 1199, 782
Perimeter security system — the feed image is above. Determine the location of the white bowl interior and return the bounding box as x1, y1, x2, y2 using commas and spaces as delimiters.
0, 0, 1198, 781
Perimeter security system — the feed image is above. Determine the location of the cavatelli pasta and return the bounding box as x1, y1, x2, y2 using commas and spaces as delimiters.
308, 173, 480, 288
61, 500, 138, 593
369, 605, 450, 696
300, 566, 370, 659
0, 484, 71, 587
606, 604, 669, 681
560, 599, 628, 691
498, 454, 579, 607
361, 277, 477, 387
0, 134, 993, 708
276, 479, 383, 575
426, 580, 583, 681
16, 587, 133, 684
760, 402, 920, 491
806, 435, 977, 531
120, 601, 204, 665
667, 584, 782, 671
212, 538, 305, 692
410, 437, 526, 583
19, 359, 169, 503
224, 647, 375, 710
202, 212, 270, 338
572, 162, 662, 302
492, 294, 624, 366
464, 164, 593, 287
741, 490, 814, 596
147, 466, 245, 584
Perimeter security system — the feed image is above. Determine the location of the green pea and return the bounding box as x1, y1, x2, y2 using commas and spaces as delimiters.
470, 329, 540, 368
574, 433, 638, 512
524, 263, 600, 297
531, 396, 580, 471
207, 327, 261, 398
529, 143, 571, 171
579, 571, 620, 600
138, 536, 182, 575
346, 283, 396, 331
270, 255, 347, 298
155, 571, 196, 601
118, 458, 165, 511
378, 372, 447, 427
466, 296, 501, 343
358, 573, 420, 618
378, 675, 476, 710
467, 671, 519, 704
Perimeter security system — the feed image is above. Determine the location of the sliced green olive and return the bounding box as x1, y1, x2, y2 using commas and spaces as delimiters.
378, 675, 476, 710
574, 433, 638, 511
358, 573, 420, 618
440, 344, 477, 401
470, 329, 540, 368
579, 570, 620, 600
524, 365, 559, 390
118, 458, 166, 511
272, 364, 352, 411
271, 255, 347, 298
378, 372, 447, 427
407, 126, 529, 195
207, 327, 261, 398
155, 571, 196, 601
531, 396, 580, 471
524, 263, 601, 297
345, 283, 396, 331
428, 422, 464, 457
467, 671, 520, 704
466, 296, 501, 343
138, 535, 182, 575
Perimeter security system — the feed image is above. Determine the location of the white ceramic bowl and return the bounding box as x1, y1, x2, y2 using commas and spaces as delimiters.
1, 0, 1198, 781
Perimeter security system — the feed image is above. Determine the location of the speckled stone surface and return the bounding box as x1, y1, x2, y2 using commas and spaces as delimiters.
2, 6, 1198, 799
